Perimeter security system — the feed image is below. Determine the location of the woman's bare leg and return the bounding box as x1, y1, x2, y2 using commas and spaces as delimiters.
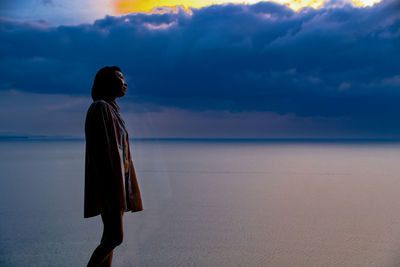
99, 234, 113, 267
99, 251, 113, 267
87, 210, 123, 267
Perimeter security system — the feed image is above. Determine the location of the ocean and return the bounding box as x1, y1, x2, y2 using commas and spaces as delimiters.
1, 140, 400, 266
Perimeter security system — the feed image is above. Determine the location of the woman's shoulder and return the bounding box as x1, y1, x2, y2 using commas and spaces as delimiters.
89, 100, 113, 110
91, 99, 108, 107
87, 100, 114, 118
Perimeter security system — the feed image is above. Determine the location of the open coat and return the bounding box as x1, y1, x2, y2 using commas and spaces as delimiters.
84, 100, 143, 218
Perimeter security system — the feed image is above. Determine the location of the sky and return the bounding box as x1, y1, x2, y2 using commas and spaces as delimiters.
0, 0, 399, 138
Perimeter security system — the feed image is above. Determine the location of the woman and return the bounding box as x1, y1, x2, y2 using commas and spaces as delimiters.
84, 66, 143, 267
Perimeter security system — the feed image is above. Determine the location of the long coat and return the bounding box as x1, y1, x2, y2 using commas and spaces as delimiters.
84, 99, 143, 218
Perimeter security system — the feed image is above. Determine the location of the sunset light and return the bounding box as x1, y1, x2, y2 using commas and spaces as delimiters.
113, 0, 383, 14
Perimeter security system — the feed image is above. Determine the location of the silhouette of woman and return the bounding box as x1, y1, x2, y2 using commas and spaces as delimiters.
84, 66, 143, 267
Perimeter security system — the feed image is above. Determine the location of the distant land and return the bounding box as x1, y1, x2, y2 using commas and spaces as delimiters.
1, 135, 400, 143
0, 135, 84, 141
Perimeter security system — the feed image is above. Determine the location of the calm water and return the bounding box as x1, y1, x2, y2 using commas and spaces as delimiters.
1, 140, 400, 266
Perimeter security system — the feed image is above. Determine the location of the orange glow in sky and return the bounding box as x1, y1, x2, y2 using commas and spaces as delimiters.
113, 0, 383, 14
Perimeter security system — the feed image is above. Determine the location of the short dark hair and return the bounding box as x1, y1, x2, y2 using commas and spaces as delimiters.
91, 66, 122, 101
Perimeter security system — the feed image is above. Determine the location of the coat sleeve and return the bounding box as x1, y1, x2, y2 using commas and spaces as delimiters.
126, 138, 144, 212
85, 101, 126, 213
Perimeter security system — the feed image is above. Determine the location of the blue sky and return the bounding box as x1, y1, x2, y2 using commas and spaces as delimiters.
0, 0, 399, 138
0, 0, 112, 25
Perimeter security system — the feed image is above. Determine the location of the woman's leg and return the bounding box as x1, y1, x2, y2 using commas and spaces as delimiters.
99, 234, 113, 267
87, 210, 124, 267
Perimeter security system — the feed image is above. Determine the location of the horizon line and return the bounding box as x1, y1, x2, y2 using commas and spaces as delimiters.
1, 135, 400, 143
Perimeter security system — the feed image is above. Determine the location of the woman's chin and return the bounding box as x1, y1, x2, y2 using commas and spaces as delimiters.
117, 91, 126, 98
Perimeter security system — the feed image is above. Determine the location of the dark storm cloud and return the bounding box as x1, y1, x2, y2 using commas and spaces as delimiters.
0, 0, 399, 120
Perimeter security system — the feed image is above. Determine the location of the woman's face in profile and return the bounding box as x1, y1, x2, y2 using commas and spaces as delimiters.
114, 71, 127, 98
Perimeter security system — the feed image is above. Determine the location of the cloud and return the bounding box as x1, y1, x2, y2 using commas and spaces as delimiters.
0, 0, 400, 136
0, 89, 379, 138
112, 0, 383, 14
0, 90, 90, 137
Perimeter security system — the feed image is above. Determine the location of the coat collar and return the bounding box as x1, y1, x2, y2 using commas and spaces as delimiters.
105, 99, 120, 113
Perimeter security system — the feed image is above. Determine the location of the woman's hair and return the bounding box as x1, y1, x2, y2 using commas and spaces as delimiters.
91, 66, 122, 101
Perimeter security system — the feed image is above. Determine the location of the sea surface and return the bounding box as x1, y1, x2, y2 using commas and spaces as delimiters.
1, 140, 400, 266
